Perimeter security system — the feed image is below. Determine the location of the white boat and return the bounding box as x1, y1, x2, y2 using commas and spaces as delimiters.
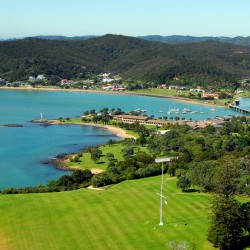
183, 108, 192, 112
170, 108, 179, 112
134, 108, 141, 112
169, 104, 179, 113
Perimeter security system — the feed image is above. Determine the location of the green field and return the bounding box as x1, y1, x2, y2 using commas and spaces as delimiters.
0, 176, 214, 250
129, 88, 231, 107
68, 144, 149, 171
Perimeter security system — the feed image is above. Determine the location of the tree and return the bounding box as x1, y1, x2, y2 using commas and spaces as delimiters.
176, 175, 191, 192
106, 139, 117, 146
71, 169, 93, 184
241, 202, 250, 235
72, 155, 80, 163
188, 161, 218, 192
105, 152, 114, 161
212, 158, 240, 196
121, 147, 134, 160
202, 125, 216, 134
90, 147, 102, 163
92, 115, 99, 123
91, 172, 113, 187
56, 175, 74, 188
135, 151, 154, 165
208, 195, 245, 250
137, 133, 147, 146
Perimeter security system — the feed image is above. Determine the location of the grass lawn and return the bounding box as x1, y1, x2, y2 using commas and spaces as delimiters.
68, 144, 149, 171
130, 88, 190, 97
0, 176, 215, 250
128, 88, 233, 107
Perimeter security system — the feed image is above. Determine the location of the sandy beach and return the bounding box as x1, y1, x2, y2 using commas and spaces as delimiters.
46, 120, 136, 139
83, 123, 136, 139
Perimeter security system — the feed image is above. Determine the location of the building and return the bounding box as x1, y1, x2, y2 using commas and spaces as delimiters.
37, 75, 46, 81
113, 115, 148, 123
151, 130, 170, 135
202, 93, 219, 99
0, 78, 6, 86
29, 76, 36, 81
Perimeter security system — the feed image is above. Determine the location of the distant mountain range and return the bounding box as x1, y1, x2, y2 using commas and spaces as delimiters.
0, 34, 250, 86
139, 35, 250, 46
1, 35, 250, 46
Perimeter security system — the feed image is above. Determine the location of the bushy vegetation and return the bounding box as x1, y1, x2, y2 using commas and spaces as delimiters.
1, 35, 250, 89
1, 169, 93, 194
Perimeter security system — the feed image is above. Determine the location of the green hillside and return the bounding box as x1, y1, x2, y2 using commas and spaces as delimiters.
0, 176, 213, 250
1, 34, 250, 85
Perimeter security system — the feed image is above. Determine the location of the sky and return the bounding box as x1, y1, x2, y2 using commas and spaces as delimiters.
1, 0, 250, 38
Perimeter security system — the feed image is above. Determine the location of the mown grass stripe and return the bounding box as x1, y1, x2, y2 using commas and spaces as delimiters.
0, 176, 234, 249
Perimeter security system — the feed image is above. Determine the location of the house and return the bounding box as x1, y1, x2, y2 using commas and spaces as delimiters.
158, 84, 167, 89
61, 79, 70, 84
101, 73, 111, 78
202, 93, 219, 99
29, 76, 36, 81
196, 121, 207, 129
37, 75, 46, 81
190, 88, 204, 92
151, 130, 170, 135
0, 78, 6, 86
102, 78, 114, 83
102, 85, 114, 90
168, 85, 177, 90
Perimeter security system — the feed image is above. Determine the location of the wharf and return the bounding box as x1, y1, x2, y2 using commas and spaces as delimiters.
229, 104, 250, 114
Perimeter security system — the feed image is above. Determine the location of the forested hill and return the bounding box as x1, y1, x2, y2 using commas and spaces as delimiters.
1, 34, 250, 84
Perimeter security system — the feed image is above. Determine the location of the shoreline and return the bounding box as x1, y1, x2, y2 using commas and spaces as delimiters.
44, 120, 136, 174
0, 86, 232, 108
35, 120, 136, 172
46, 120, 136, 139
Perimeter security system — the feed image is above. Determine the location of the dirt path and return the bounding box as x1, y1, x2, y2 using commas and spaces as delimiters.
87, 185, 104, 191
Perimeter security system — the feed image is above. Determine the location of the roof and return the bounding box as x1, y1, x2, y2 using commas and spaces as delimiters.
114, 115, 148, 121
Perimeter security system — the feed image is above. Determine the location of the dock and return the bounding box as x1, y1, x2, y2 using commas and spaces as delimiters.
229, 104, 250, 114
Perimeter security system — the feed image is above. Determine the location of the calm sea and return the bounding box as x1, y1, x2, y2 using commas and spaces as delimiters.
0, 89, 248, 189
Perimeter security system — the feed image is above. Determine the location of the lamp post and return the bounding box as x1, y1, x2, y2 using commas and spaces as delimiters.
155, 157, 178, 226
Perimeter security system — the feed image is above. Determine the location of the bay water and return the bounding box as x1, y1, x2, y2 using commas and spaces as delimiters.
0, 89, 247, 189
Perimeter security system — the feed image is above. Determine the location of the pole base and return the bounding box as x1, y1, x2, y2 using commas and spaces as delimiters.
159, 222, 163, 226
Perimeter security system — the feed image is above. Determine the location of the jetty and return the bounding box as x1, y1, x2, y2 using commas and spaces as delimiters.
229, 104, 250, 114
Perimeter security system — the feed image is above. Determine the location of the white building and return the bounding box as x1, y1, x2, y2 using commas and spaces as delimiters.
37, 75, 46, 81
0, 78, 6, 85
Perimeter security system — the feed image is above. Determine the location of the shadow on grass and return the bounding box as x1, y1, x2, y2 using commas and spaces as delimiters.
97, 161, 105, 164
183, 188, 199, 193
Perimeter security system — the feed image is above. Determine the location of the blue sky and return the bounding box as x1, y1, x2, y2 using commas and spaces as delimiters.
1, 0, 250, 38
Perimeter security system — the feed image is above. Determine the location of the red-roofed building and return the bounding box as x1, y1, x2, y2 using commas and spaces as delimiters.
202, 93, 219, 99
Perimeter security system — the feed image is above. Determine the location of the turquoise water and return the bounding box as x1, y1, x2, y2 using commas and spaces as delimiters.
0, 89, 247, 189
239, 97, 250, 108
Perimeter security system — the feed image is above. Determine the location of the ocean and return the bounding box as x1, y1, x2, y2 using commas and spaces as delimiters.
0, 89, 247, 189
